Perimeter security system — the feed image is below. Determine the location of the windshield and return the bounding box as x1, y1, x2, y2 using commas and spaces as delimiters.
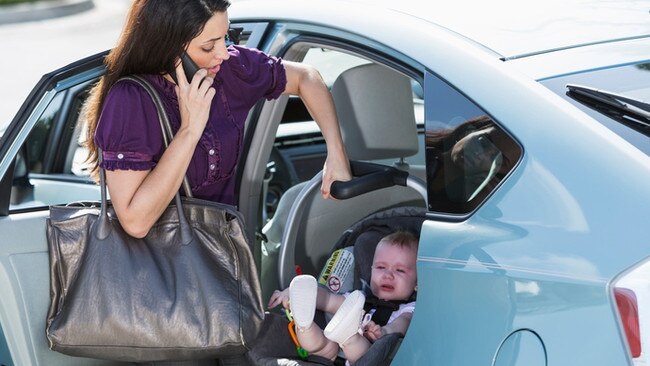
540, 62, 650, 155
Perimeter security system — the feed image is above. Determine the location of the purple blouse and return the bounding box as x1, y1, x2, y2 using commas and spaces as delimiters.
94, 46, 287, 205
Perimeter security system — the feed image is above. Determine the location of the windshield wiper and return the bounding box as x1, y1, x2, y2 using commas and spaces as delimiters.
566, 84, 650, 134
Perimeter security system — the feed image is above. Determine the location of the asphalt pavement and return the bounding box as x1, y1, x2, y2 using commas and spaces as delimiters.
0, 0, 131, 128
0, 0, 95, 25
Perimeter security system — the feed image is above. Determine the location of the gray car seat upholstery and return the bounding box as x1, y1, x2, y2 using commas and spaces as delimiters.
331, 63, 419, 161
262, 63, 426, 293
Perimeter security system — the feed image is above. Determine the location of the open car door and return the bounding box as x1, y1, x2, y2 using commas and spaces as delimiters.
0, 51, 123, 366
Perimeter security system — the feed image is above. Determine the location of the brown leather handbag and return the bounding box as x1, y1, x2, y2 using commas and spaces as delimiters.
45, 75, 264, 362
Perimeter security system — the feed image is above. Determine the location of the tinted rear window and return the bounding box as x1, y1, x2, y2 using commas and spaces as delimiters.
540, 62, 650, 155
424, 72, 522, 215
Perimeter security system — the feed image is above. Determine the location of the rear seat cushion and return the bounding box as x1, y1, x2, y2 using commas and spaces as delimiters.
248, 313, 402, 366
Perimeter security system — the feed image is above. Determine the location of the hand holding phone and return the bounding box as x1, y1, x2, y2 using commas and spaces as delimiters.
172, 51, 215, 138
170, 52, 200, 84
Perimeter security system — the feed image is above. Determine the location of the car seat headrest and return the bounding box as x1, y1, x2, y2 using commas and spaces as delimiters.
331, 63, 419, 161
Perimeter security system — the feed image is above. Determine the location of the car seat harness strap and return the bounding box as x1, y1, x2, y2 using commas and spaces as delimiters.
363, 294, 411, 326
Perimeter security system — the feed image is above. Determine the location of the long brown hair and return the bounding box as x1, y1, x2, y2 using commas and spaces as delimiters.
82, 0, 230, 179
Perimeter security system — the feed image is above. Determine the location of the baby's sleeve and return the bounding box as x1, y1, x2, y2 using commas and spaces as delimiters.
401, 301, 416, 315
94, 80, 164, 171
387, 301, 416, 324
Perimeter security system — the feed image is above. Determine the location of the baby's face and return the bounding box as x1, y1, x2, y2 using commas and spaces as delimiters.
370, 241, 417, 301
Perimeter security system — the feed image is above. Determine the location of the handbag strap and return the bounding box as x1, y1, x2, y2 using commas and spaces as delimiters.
95, 75, 193, 244
122, 75, 193, 197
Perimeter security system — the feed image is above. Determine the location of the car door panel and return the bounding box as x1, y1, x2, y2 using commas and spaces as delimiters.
0, 211, 121, 365
0, 53, 111, 366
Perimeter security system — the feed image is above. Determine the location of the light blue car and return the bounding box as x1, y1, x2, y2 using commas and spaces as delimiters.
1, 0, 649, 365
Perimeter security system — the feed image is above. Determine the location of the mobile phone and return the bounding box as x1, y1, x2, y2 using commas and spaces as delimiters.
170, 52, 200, 84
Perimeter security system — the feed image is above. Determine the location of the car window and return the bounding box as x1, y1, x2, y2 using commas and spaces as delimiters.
10, 80, 99, 212
302, 48, 371, 87
24, 93, 65, 174
267, 46, 425, 218
540, 62, 650, 156
424, 72, 522, 215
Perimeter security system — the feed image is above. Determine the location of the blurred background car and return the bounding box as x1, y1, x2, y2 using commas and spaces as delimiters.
0, 0, 649, 365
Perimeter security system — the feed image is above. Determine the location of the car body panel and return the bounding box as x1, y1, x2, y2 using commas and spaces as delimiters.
0, 0, 647, 365
0, 53, 116, 366
362, 0, 650, 59
510, 37, 650, 81
232, 0, 650, 277
234, 1, 650, 364
396, 252, 627, 365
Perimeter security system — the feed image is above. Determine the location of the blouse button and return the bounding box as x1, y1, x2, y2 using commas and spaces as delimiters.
209, 164, 216, 171
208, 149, 215, 156
117, 153, 124, 160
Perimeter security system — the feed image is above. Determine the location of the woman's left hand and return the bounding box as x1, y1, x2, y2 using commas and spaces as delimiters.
321, 154, 352, 199
281, 61, 352, 198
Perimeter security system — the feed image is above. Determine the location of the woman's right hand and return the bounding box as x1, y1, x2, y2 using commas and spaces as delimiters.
173, 62, 216, 140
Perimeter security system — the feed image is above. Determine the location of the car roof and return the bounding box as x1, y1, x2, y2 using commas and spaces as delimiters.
233, 0, 650, 61
339, 0, 650, 60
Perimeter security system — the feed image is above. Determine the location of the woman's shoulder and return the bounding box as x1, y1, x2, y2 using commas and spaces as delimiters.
104, 74, 174, 109
99, 75, 165, 130
220, 46, 286, 102
223, 45, 283, 77
225, 45, 273, 64
108, 74, 171, 95
105, 76, 152, 102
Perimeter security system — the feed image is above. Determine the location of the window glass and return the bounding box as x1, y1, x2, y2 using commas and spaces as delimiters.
302, 48, 371, 88
66, 87, 93, 177
267, 45, 425, 218
25, 92, 65, 174
540, 62, 650, 155
0, 324, 11, 366
228, 22, 269, 49
10, 82, 99, 212
425, 72, 522, 214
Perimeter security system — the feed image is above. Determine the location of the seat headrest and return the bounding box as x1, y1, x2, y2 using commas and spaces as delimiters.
331, 63, 418, 161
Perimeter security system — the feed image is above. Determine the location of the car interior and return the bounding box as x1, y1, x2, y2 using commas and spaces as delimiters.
262, 62, 427, 298
0, 37, 428, 365
243, 44, 429, 364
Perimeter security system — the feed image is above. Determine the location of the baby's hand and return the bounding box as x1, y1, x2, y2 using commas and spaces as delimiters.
363, 320, 384, 342
267, 288, 290, 310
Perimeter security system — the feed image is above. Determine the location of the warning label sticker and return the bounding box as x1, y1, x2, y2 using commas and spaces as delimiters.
318, 248, 354, 294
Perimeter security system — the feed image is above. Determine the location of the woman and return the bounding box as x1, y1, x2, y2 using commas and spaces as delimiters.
84, 0, 351, 239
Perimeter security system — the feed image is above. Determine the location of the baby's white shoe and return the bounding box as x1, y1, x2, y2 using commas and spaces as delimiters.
324, 290, 366, 344
289, 275, 318, 330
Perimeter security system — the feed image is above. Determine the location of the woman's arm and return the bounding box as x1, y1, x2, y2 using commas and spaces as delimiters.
283, 61, 352, 198
106, 66, 215, 238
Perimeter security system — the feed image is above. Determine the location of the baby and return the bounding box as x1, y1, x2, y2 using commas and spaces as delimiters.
268, 231, 418, 364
